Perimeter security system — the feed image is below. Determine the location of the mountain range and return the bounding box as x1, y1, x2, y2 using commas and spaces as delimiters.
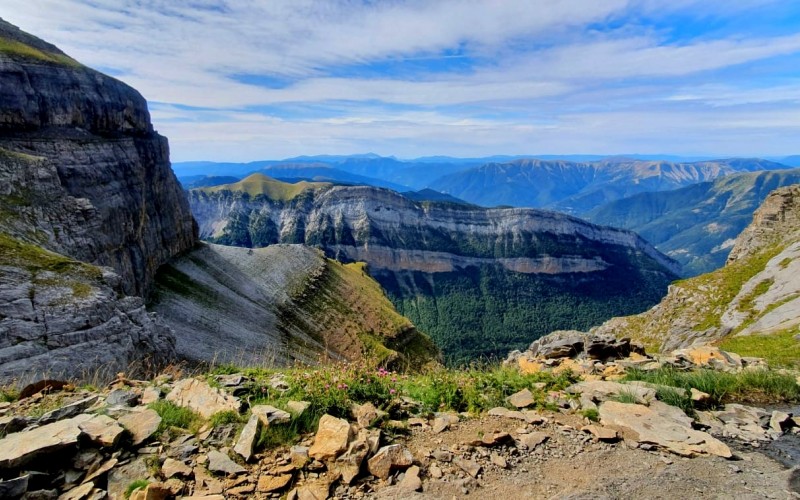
188, 173, 679, 363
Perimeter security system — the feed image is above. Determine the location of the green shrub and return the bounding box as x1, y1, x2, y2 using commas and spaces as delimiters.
580, 408, 599, 422
611, 389, 639, 404
209, 410, 244, 427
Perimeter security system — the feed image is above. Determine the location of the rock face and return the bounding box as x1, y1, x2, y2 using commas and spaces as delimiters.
151, 243, 439, 369
586, 185, 800, 351
189, 174, 678, 362
0, 19, 196, 297
0, 19, 196, 383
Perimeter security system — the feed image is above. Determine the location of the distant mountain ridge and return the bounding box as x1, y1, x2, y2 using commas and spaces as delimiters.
586, 169, 800, 276
188, 174, 679, 363
430, 158, 791, 214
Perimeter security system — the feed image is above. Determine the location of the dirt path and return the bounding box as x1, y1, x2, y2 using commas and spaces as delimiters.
371, 412, 796, 499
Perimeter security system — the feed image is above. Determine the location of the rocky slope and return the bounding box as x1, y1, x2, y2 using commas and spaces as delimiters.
430, 157, 791, 214
588, 185, 800, 352
189, 175, 679, 362
586, 168, 800, 276
150, 243, 439, 370
0, 19, 195, 384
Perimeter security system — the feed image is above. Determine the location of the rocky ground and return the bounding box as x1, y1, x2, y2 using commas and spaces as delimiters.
1, 336, 799, 499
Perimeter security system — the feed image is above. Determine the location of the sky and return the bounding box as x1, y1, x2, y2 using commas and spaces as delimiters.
3, 1, 800, 162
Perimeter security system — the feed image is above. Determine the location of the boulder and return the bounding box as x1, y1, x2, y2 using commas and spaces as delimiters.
672, 346, 743, 371
0, 414, 91, 469
77, 414, 125, 447
367, 444, 413, 480
770, 410, 792, 433
599, 401, 732, 458
207, 450, 245, 475
117, 409, 161, 446
165, 378, 241, 418
508, 389, 535, 408
308, 415, 352, 461
399, 465, 422, 492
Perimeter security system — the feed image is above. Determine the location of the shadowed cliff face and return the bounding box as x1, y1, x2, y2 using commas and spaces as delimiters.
0, 18, 197, 297
189, 176, 680, 363
0, 20, 195, 383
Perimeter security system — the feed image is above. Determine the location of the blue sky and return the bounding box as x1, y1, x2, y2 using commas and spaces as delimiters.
4, 1, 800, 161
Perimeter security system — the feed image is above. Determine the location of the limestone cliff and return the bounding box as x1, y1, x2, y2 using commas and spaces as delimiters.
0, 18, 197, 297
0, 20, 194, 384
591, 185, 800, 352
189, 175, 679, 362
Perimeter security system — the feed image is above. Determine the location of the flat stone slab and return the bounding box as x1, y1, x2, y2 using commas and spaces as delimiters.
207, 450, 245, 475
566, 380, 656, 404
0, 414, 91, 469
165, 378, 241, 419
118, 408, 161, 446
599, 401, 731, 458
78, 414, 125, 447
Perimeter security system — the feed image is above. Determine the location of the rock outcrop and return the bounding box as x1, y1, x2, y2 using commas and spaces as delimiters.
0, 18, 197, 296
0, 19, 194, 383
560, 185, 800, 352
189, 174, 679, 362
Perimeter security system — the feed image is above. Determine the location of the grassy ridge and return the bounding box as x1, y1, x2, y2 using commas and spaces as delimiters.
201, 173, 329, 201
0, 37, 79, 66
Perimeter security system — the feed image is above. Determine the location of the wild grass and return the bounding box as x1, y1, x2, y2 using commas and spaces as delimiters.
148, 400, 203, 433
611, 388, 639, 405
720, 330, 800, 368
0, 386, 18, 403
124, 480, 150, 499
208, 410, 245, 427
580, 408, 599, 422
0, 37, 80, 66
624, 366, 800, 406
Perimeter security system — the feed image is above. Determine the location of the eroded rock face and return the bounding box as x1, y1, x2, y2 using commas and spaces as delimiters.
0, 19, 196, 383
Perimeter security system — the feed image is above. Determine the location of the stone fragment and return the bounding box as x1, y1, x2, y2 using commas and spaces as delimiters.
522, 410, 545, 424
335, 431, 371, 484
233, 414, 261, 461
0, 415, 31, 435
78, 414, 125, 447
257, 474, 292, 493
165, 378, 241, 418
530, 335, 585, 359
432, 417, 450, 434
367, 444, 413, 480
429, 464, 443, 479
581, 424, 618, 441
469, 431, 512, 447
490, 453, 508, 468
352, 402, 380, 428
399, 465, 422, 491
141, 387, 161, 405
58, 482, 94, 500
162, 458, 192, 478
83, 458, 117, 483
215, 374, 244, 387
117, 409, 161, 446
294, 478, 333, 500
431, 449, 453, 462
0, 414, 91, 469
38, 396, 99, 425
770, 410, 792, 433
0, 474, 29, 499
517, 431, 549, 449
690, 388, 710, 403
182, 496, 225, 500
106, 389, 140, 407
129, 483, 171, 500
308, 415, 352, 461
107, 457, 150, 500
289, 446, 310, 467
454, 457, 481, 478
193, 466, 224, 494
508, 389, 535, 408
251, 405, 291, 426
672, 346, 742, 371
207, 450, 245, 475
599, 401, 731, 458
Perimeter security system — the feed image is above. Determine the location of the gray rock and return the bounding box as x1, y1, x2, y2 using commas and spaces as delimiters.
367, 444, 413, 480
508, 389, 536, 408
37, 396, 99, 425
251, 405, 291, 426
105, 390, 140, 407
207, 450, 245, 475
233, 414, 261, 462
0, 474, 29, 499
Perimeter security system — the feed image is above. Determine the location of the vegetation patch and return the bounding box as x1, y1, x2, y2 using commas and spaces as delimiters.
124, 480, 150, 499
0, 37, 80, 66
624, 366, 799, 406
720, 330, 800, 368
148, 400, 203, 433
200, 173, 329, 201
